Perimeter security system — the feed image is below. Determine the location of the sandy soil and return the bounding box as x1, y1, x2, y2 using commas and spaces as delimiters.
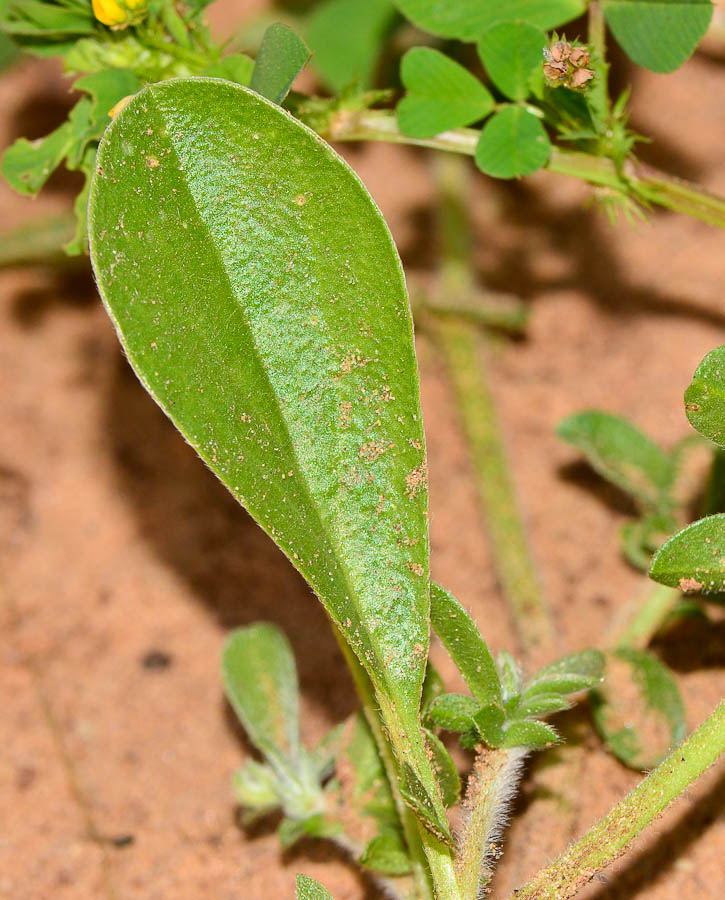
1, 3, 724, 899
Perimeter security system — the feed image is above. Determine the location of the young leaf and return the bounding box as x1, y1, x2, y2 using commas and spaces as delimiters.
307, 0, 397, 92
392, 1, 584, 40
514, 693, 571, 718
601, 0, 713, 74
222, 624, 301, 770
498, 650, 520, 699
475, 105, 551, 179
232, 760, 282, 823
427, 693, 479, 732
650, 514, 725, 594
430, 583, 501, 705
424, 728, 461, 807
472, 702, 506, 745
397, 47, 494, 139
296, 874, 336, 900
526, 649, 605, 691
684, 345, 725, 448
592, 648, 686, 769
477, 21, 547, 102
557, 410, 674, 508
250, 23, 311, 104
502, 719, 558, 749
360, 831, 411, 875
89, 80, 437, 816
279, 813, 341, 847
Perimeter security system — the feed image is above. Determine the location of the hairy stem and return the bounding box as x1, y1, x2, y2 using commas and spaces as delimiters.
431, 153, 554, 654
455, 747, 526, 899
324, 110, 725, 229
504, 700, 725, 900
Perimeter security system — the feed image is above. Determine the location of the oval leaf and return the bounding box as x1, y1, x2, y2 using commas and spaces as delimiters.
602, 0, 713, 73
250, 23, 311, 103
89, 79, 431, 750
430, 583, 501, 704
650, 514, 725, 594
478, 21, 547, 101
392, 1, 584, 40
592, 648, 685, 769
222, 624, 301, 768
397, 47, 494, 139
475, 105, 551, 179
684, 345, 725, 448
557, 410, 674, 508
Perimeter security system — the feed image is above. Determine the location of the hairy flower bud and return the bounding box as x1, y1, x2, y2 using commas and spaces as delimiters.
92, 0, 147, 29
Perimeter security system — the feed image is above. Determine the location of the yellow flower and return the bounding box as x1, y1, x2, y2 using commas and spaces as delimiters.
92, 0, 147, 29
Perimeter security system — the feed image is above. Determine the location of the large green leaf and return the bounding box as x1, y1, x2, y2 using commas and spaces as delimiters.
392, 1, 584, 40
684, 345, 725, 448
602, 0, 713, 73
650, 514, 725, 594
397, 47, 494, 139
307, 0, 397, 92
477, 21, 547, 102
475, 105, 551, 179
89, 77, 441, 825
557, 410, 674, 509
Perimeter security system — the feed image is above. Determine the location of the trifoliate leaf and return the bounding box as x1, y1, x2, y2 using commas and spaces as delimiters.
477, 21, 547, 101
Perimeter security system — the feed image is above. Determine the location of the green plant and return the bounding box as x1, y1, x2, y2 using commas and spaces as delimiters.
2, 3, 724, 898
83, 74, 724, 900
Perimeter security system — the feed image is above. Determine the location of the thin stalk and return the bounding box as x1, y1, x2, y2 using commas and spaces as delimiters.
455, 747, 525, 899
431, 153, 554, 653
324, 110, 725, 229
614, 583, 681, 649
504, 700, 725, 900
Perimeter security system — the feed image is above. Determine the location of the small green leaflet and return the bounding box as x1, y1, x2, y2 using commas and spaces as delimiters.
430, 583, 501, 705
475, 105, 551, 179
592, 647, 685, 769
307, 0, 397, 92
90, 78, 444, 836
222, 625, 301, 770
557, 410, 674, 509
392, 1, 584, 40
296, 874, 336, 900
650, 514, 725, 594
397, 47, 494, 139
478, 21, 547, 102
684, 345, 725, 448
602, 0, 713, 73
250, 23, 311, 104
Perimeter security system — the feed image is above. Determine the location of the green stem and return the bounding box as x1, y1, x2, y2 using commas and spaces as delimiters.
324, 110, 725, 229
431, 154, 554, 654
504, 701, 725, 900
330, 630, 435, 900
587, 1, 609, 117
455, 747, 524, 898
143, 32, 210, 69
614, 583, 681, 649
